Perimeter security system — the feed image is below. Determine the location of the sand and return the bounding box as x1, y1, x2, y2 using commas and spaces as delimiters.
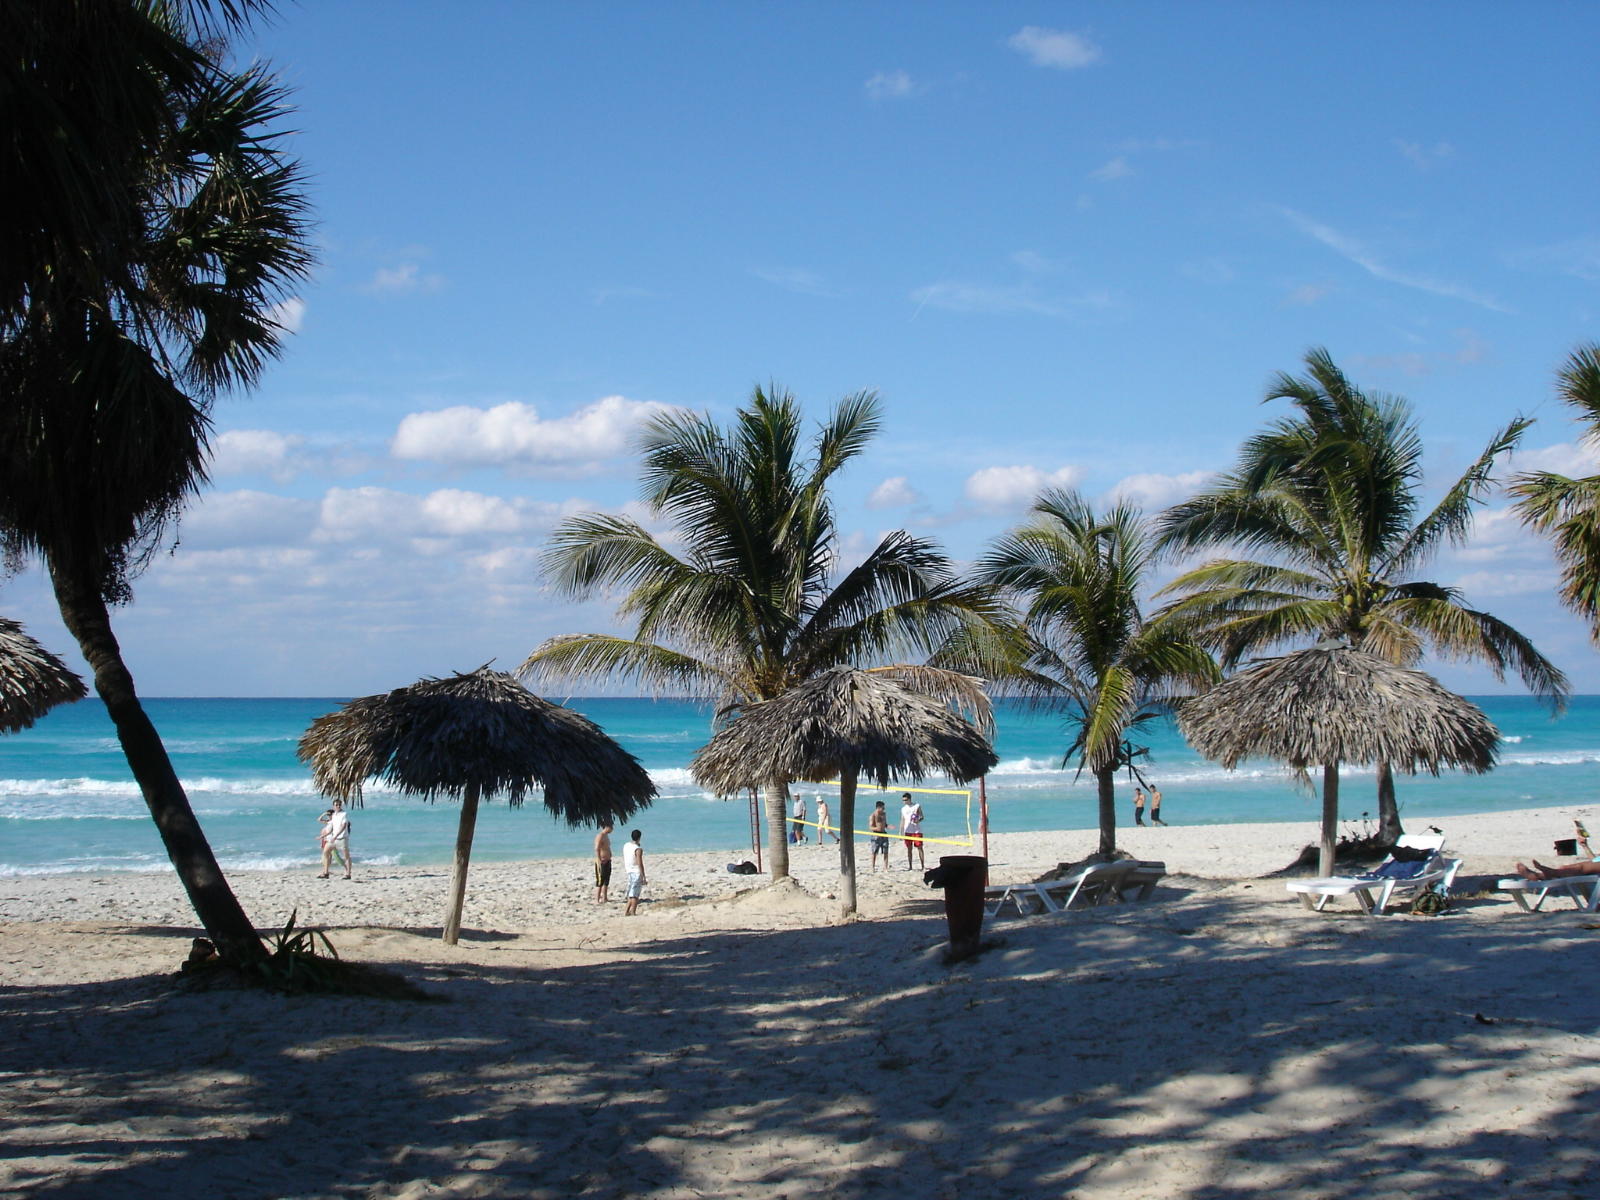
3, 806, 1599, 1199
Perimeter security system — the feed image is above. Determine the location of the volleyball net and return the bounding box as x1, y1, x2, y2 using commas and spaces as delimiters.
787, 781, 975, 848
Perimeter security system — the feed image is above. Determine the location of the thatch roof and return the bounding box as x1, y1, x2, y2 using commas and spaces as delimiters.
1176, 644, 1498, 774
298, 667, 655, 824
691, 666, 998, 793
0, 617, 87, 733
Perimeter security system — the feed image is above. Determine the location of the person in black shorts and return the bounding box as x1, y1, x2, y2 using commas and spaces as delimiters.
868, 800, 890, 871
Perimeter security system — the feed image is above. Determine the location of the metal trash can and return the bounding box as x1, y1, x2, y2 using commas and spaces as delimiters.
924, 855, 987, 959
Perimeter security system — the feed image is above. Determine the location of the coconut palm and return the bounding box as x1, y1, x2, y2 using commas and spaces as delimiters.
300, 667, 655, 944
1510, 344, 1600, 640
970, 489, 1219, 857
1156, 349, 1567, 842
521, 386, 1008, 880
0, 9, 312, 964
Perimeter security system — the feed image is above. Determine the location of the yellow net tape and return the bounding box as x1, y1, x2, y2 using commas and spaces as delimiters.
789, 781, 975, 848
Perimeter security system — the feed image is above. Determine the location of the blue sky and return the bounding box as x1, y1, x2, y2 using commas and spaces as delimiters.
8, 2, 1600, 695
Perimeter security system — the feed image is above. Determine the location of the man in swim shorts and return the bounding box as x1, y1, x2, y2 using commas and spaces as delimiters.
868, 800, 890, 871
319, 798, 352, 879
900, 792, 924, 870
594, 822, 613, 903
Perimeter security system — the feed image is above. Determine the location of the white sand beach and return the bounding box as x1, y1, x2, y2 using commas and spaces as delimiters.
4, 806, 1599, 1199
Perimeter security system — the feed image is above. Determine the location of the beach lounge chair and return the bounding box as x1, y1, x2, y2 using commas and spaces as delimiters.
1284, 835, 1457, 915
1494, 874, 1600, 912
984, 860, 1138, 916
1115, 860, 1167, 902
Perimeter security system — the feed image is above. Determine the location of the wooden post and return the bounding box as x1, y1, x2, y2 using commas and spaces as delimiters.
979, 775, 990, 884
443, 781, 482, 945
838, 770, 859, 917
1319, 761, 1339, 878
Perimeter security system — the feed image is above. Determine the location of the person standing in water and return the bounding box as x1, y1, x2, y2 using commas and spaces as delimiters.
622, 829, 646, 915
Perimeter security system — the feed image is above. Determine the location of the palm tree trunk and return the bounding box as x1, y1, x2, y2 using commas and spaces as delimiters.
443, 781, 481, 945
764, 777, 791, 880
837, 770, 858, 917
1096, 766, 1117, 857
1375, 760, 1403, 843
1320, 762, 1340, 877
48, 560, 265, 966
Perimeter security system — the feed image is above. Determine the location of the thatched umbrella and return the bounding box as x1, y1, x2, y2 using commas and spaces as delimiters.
691, 666, 998, 917
299, 666, 655, 943
0, 617, 87, 732
1177, 643, 1498, 876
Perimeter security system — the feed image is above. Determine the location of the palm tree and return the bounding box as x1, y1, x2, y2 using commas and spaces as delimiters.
1157, 348, 1567, 841
0, 8, 312, 964
970, 489, 1219, 857
521, 386, 1007, 879
1510, 344, 1600, 639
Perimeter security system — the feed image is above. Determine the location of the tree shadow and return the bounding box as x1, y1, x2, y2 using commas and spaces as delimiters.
4, 891, 1599, 1199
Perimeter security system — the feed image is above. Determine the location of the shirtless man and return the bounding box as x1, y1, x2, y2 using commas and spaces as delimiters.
594, 822, 614, 903
1132, 787, 1147, 826
1150, 786, 1166, 826
868, 800, 890, 871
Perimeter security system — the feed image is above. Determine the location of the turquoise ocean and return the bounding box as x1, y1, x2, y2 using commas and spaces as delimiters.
2, 696, 1596, 876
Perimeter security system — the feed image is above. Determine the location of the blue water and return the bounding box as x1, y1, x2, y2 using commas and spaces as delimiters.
1, 696, 1594, 875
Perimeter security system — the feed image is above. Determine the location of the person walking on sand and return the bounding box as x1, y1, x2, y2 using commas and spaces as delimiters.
816, 795, 840, 844
900, 792, 925, 870
868, 800, 890, 871
1150, 786, 1166, 826
594, 822, 614, 903
791, 793, 808, 844
318, 798, 351, 879
622, 829, 646, 915
1133, 787, 1147, 826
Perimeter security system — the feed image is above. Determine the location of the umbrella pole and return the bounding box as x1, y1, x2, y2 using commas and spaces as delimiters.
444, 782, 482, 945
837, 770, 858, 917
1319, 762, 1339, 877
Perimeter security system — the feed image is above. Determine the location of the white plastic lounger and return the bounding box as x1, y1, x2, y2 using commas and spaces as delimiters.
1494, 875, 1600, 912
1117, 860, 1166, 902
984, 861, 1138, 916
1285, 835, 1457, 915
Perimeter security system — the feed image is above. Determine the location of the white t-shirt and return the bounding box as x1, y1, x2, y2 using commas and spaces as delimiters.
792, 796, 806, 819
622, 840, 642, 874
901, 802, 923, 835
324, 810, 350, 842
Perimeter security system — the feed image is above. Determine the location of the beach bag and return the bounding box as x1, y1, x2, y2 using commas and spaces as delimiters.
1411, 887, 1449, 916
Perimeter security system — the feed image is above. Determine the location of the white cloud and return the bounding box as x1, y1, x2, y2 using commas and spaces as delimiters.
1394, 139, 1454, 170
1089, 156, 1133, 182
179, 490, 319, 548
909, 281, 1111, 319
420, 489, 522, 536
1507, 236, 1600, 282
1105, 470, 1211, 510
313, 486, 578, 545
867, 476, 921, 510
865, 69, 916, 100
1007, 26, 1101, 70
266, 297, 306, 333
1278, 207, 1509, 313
1284, 283, 1333, 307
964, 464, 1081, 510
211, 430, 308, 482
392, 394, 676, 471
363, 262, 445, 295
1504, 440, 1600, 478
751, 266, 836, 297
